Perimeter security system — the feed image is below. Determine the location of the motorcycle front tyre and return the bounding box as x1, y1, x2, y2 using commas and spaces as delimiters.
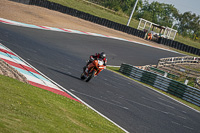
86, 70, 95, 82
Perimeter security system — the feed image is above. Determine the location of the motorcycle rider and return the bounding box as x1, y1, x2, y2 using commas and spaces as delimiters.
84, 52, 107, 75
90, 52, 107, 65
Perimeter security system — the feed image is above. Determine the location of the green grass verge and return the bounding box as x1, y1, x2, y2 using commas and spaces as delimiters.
175, 34, 200, 49
0, 74, 124, 133
106, 66, 200, 112
49, 0, 140, 31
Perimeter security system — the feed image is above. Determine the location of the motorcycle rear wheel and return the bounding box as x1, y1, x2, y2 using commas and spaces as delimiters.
80, 72, 86, 80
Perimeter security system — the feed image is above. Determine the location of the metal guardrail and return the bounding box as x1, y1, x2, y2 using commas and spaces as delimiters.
120, 63, 200, 107
149, 67, 179, 78
157, 56, 200, 78
163, 65, 200, 78
157, 56, 200, 67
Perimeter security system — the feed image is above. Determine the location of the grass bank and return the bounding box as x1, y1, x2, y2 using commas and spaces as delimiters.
175, 34, 200, 49
106, 66, 200, 112
0, 74, 124, 133
49, 0, 140, 30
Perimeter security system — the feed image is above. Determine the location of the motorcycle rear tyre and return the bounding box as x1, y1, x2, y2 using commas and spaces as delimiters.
80, 73, 86, 80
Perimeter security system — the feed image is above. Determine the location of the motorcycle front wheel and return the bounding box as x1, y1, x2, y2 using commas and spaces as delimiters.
86, 70, 95, 82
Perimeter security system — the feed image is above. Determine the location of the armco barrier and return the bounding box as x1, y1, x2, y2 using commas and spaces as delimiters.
120, 63, 200, 107
10, 0, 146, 39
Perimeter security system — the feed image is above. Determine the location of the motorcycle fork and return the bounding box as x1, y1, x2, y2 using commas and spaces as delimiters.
89, 67, 98, 75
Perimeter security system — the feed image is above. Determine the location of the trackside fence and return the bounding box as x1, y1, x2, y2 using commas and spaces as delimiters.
10, 0, 146, 39
157, 56, 200, 67
120, 63, 200, 107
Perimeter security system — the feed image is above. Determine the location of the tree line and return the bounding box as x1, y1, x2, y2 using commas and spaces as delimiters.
88, 0, 200, 41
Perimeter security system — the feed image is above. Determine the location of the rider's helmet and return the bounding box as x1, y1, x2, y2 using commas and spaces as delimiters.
99, 52, 106, 59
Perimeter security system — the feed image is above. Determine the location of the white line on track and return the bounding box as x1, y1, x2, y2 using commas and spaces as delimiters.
120, 96, 188, 120
183, 125, 194, 130
142, 97, 175, 109
70, 89, 129, 110
177, 115, 187, 120
171, 121, 194, 130
104, 82, 119, 89
171, 121, 181, 125
111, 99, 122, 105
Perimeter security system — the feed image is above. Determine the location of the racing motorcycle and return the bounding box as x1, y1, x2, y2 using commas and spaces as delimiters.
80, 59, 106, 82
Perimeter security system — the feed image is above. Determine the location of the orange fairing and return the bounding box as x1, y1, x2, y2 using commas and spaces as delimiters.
93, 60, 99, 68
88, 60, 105, 75
88, 62, 94, 70
88, 60, 98, 70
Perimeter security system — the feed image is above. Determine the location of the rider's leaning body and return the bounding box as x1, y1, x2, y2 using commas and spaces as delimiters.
84, 52, 107, 75
89, 52, 107, 66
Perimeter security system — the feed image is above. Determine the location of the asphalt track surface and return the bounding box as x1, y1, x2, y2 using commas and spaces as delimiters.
0, 23, 199, 133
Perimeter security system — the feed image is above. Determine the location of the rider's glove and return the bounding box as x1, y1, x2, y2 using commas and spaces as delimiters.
90, 56, 94, 61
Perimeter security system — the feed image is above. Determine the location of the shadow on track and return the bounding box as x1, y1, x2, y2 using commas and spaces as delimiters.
29, 60, 81, 80
49, 67, 81, 81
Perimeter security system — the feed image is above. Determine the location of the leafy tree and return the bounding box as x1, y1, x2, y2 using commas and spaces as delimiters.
178, 12, 200, 40
136, 1, 179, 27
